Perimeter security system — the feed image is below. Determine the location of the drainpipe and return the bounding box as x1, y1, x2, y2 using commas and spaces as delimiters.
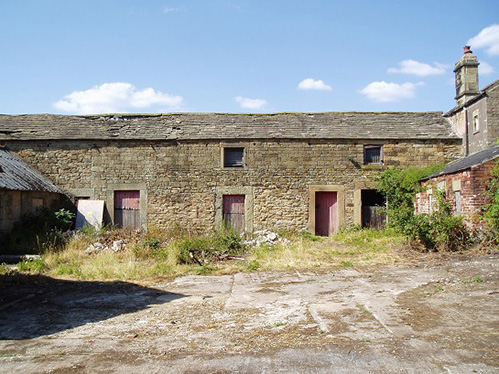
464, 106, 469, 156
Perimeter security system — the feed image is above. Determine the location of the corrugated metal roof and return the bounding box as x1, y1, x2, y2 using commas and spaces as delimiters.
0, 112, 459, 141
0, 148, 61, 192
422, 144, 499, 180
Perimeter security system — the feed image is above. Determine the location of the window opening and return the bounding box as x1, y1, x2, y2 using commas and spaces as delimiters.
224, 147, 244, 168
364, 145, 382, 165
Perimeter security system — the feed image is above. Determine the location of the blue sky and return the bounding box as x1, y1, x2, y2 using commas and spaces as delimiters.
1, 0, 498, 115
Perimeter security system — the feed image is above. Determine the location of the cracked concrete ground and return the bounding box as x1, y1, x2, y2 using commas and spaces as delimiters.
0, 255, 498, 373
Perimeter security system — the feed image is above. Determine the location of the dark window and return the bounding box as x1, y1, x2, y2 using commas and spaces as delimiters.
224, 147, 244, 168
364, 145, 382, 165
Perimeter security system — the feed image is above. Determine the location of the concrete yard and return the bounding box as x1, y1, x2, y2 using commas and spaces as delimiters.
0, 255, 498, 373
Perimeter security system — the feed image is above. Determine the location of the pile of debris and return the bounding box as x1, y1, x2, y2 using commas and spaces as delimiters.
242, 229, 290, 248
84, 240, 126, 255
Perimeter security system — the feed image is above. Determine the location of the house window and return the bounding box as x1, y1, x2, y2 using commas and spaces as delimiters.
364, 145, 382, 165
224, 147, 244, 168
473, 111, 480, 133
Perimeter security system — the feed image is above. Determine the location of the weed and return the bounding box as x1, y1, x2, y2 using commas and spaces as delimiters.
56, 261, 82, 277
0, 263, 11, 275
17, 258, 46, 273
340, 261, 354, 267
359, 305, 373, 316
473, 276, 484, 283
154, 262, 174, 276
301, 230, 322, 242
196, 265, 214, 275
0, 353, 17, 357
247, 260, 260, 271
435, 285, 445, 292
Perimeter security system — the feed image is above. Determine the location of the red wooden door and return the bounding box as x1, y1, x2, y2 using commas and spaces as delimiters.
315, 192, 338, 236
114, 190, 140, 229
223, 195, 245, 232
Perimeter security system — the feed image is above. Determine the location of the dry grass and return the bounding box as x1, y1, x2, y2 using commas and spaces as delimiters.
11, 227, 410, 281
245, 228, 406, 272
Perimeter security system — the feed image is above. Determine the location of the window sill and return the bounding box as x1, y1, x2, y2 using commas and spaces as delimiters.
362, 164, 384, 170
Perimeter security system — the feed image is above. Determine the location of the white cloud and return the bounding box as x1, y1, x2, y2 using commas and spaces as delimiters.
387, 60, 448, 76
54, 82, 183, 114
297, 78, 332, 91
479, 61, 495, 75
359, 81, 423, 103
468, 24, 499, 56
163, 7, 181, 13
235, 96, 267, 110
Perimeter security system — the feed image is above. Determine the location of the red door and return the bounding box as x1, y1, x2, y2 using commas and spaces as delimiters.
114, 190, 140, 229
223, 195, 245, 232
315, 192, 338, 236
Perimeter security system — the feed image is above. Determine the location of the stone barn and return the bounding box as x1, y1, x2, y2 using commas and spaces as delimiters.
0, 112, 460, 235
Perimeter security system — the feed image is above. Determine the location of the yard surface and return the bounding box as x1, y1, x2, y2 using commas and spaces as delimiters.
0, 254, 498, 373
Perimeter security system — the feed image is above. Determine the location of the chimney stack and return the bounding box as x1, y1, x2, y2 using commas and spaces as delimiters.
454, 46, 480, 106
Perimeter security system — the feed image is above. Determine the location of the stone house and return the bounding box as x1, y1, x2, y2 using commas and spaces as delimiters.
0, 112, 460, 235
417, 47, 499, 226
0, 146, 64, 232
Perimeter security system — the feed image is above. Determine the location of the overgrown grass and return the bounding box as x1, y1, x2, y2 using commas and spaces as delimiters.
8, 226, 408, 281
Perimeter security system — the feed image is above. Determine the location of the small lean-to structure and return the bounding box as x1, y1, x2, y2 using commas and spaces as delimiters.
0, 146, 64, 233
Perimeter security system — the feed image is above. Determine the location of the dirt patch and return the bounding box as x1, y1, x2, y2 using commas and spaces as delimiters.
1, 254, 498, 373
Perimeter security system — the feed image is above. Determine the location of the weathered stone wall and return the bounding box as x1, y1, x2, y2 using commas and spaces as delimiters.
487, 84, 499, 148
5, 138, 461, 233
467, 99, 489, 154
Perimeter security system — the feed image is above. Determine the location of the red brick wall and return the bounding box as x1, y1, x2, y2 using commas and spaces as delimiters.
417, 158, 498, 229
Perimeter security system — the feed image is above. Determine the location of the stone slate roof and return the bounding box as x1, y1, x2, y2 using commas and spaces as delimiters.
0, 148, 61, 192
445, 79, 499, 116
0, 112, 458, 141
422, 144, 499, 180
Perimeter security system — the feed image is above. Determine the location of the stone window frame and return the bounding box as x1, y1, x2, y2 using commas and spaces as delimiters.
215, 186, 254, 233
68, 188, 96, 205
220, 143, 248, 169
472, 110, 480, 134
106, 183, 148, 229
363, 144, 383, 166
308, 185, 345, 234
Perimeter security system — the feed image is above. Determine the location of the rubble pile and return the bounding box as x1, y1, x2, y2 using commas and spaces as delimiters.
84, 240, 126, 254
242, 229, 290, 248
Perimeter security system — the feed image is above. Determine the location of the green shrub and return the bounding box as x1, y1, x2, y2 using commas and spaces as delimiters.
376, 166, 470, 251
0, 208, 75, 254
484, 161, 499, 239
174, 228, 245, 265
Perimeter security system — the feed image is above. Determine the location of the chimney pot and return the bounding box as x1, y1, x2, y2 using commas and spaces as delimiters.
464, 45, 472, 54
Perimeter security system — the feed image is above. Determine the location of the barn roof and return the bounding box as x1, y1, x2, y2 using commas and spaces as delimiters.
0, 112, 459, 141
422, 144, 499, 180
0, 148, 61, 192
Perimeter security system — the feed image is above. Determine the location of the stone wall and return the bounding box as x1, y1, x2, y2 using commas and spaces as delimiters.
487, 84, 499, 148
5, 138, 461, 233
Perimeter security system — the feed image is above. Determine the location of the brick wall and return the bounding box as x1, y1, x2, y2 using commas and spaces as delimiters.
417, 158, 498, 228
5, 138, 461, 233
